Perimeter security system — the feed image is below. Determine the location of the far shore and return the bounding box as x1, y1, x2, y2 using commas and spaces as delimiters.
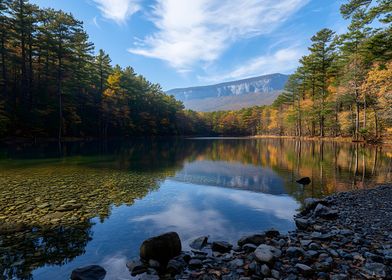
252, 135, 392, 145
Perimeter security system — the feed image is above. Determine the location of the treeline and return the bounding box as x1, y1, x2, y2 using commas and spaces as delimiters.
0, 0, 188, 139
194, 0, 391, 140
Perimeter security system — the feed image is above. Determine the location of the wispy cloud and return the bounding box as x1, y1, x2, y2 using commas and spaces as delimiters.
93, 0, 140, 24
129, 0, 309, 72
200, 46, 305, 83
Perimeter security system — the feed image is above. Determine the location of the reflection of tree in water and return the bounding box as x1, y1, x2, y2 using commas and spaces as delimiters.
0, 138, 391, 278
1, 222, 92, 280
0, 139, 207, 279
189, 138, 391, 201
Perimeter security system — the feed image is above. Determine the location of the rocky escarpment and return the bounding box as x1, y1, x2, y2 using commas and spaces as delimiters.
123, 185, 392, 280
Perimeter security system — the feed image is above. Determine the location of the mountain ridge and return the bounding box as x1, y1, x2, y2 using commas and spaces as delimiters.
167, 73, 289, 111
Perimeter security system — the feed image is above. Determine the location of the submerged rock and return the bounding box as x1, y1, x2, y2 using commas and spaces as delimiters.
70, 265, 106, 280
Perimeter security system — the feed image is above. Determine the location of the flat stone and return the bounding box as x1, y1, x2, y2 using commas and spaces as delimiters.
212, 241, 232, 253
189, 258, 203, 269
295, 263, 314, 276
238, 234, 266, 246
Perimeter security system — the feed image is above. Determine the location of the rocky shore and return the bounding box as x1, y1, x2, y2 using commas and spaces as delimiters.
72, 185, 392, 280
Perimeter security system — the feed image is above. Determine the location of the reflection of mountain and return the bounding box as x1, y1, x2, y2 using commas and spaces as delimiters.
172, 160, 286, 194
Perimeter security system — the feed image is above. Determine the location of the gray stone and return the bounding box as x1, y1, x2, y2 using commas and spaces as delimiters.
295, 263, 314, 276
189, 236, 208, 250
212, 241, 232, 253
242, 243, 257, 253
286, 246, 304, 258
238, 234, 266, 246
254, 244, 281, 263
261, 264, 270, 276
189, 258, 203, 269
362, 262, 386, 278
295, 218, 310, 230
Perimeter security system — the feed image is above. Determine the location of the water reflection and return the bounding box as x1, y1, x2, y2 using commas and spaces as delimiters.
0, 138, 390, 279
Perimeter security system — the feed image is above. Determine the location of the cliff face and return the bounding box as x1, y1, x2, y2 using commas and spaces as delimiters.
167, 73, 289, 111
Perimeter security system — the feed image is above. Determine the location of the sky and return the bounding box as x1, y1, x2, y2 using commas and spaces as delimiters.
31, 0, 349, 90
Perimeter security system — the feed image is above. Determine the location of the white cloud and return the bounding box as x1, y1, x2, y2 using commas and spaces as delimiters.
129, 0, 309, 71
93, 0, 140, 24
200, 46, 305, 83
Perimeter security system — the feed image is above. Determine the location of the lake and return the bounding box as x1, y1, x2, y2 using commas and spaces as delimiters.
0, 138, 391, 279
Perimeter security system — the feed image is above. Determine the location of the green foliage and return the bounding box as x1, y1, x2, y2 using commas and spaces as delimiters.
0, 0, 196, 139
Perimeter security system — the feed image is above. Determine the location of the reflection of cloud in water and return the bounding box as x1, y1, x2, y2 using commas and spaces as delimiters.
131, 182, 299, 245
100, 253, 130, 280
132, 193, 231, 244
199, 187, 299, 221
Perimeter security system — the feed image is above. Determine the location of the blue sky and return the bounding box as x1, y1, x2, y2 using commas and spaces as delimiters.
31, 0, 349, 90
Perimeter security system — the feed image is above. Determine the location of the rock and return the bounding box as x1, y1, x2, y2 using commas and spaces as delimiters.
295, 218, 310, 230
313, 204, 338, 219
238, 233, 266, 246
265, 229, 280, 238
126, 258, 143, 271
211, 241, 232, 253
148, 259, 160, 268
286, 247, 304, 258
189, 236, 208, 250
131, 264, 148, 276
167, 258, 186, 275
70, 265, 106, 280
254, 244, 281, 264
242, 243, 257, 253
295, 263, 314, 276
362, 262, 386, 278
299, 239, 312, 247
271, 269, 280, 278
140, 232, 181, 264
260, 264, 270, 276
296, 177, 311, 185
189, 258, 203, 269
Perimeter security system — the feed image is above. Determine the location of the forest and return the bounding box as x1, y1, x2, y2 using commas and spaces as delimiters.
0, 0, 391, 140
195, 0, 392, 141
0, 0, 187, 139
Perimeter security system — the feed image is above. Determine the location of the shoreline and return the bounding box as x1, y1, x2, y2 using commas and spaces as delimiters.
119, 184, 392, 280
251, 135, 392, 146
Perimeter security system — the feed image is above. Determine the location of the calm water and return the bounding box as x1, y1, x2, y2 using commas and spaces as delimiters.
0, 138, 391, 279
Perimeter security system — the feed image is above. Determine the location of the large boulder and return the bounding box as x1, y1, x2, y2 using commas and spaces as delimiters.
140, 232, 182, 264
70, 265, 106, 280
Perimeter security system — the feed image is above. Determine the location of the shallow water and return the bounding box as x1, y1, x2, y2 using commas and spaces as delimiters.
0, 138, 391, 279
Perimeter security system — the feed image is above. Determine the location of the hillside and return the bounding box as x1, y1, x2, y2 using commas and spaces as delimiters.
167, 73, 289, 111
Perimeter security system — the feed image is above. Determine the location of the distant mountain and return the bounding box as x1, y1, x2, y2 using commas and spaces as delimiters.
167, 73, 289, 112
